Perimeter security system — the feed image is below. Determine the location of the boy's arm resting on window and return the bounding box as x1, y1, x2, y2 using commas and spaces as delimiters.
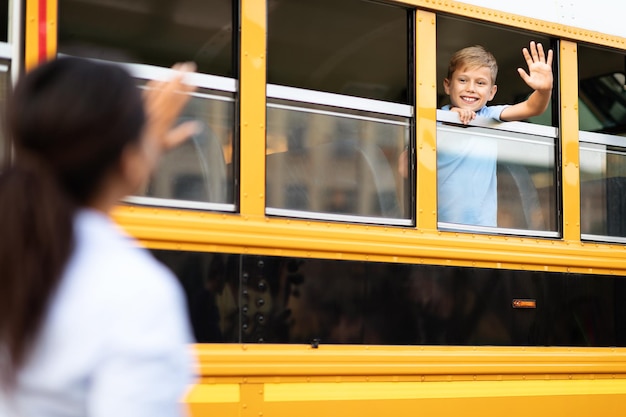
500, 41, 554, 122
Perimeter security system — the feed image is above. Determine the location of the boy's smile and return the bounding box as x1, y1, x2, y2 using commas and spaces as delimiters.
444, 66, 497, 112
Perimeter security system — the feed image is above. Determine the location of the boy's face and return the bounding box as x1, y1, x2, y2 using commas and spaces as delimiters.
444, 66, 497, 112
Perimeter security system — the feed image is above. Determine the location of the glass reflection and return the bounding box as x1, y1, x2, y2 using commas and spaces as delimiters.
437, 122, 557, 232
0, 0, 7, 42
136, 88, 235, 205
577, 45, 626, 135
0, 62, 9, 165
268, 0, 409, 103
580, 142, 626, 237
58, 0, 234, 77
153, 250, 626, 347
153, 251, 240, 343
266, 101, 410, 220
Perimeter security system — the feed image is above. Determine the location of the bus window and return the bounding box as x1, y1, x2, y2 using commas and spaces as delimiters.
136, 84, 235, 207
59, 0, 237, 211
151, 250, 241, 343
153, 249, 626, 347
0, 0, 8, 165
436, 114, 558, 235
0, 0, 7, 43
0, 60, 8, 165
266, 0, 412, 224
579, 45, 626, 241
266, 98, 410, 223
268, 0, 409, 103
58, 0, 234, 77
435, 16, 557, 235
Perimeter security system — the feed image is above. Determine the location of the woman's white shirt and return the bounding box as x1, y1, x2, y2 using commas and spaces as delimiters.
1, 209, 196, 417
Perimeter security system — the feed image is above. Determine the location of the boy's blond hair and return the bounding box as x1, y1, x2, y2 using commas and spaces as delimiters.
447, 45, 498, 84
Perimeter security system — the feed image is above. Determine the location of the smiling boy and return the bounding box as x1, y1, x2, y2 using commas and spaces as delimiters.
438, 41, 553, 227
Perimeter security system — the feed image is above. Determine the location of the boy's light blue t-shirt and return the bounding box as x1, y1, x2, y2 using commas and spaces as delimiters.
437, 105, 507, 227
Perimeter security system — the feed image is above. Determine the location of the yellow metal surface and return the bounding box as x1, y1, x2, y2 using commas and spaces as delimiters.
239, 0, 267, 217
187, 344, 626, 417
239, 383, 265, 417
185, 384, 240, 417
25, 0, 56, 70
24, 0, 39, 70
114, 206, 626, 275
398, 0, 626, 50
193, 344, 626, 377
559, 40, 581, 242
264, 379, 626, 401
415, 10, 438, 230
46, 0, 57, 63
254, 393, 626, 417
185, 383, 240, 403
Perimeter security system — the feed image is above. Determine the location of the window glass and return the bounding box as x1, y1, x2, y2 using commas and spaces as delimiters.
268, 0, 409, 103
266, 0, 412, 223
58, 0, 234, 77
136, 87, 235, 206
59, 0, 237, 209
0, 0, 7, 42
266, 100, 410, 222
580, 141, 626, 238
436, 118, 557, 233
578, 46, 626, 134
0, 61, 9, 165
152, 250, 240, 343
154, 250, 626, 347
578, 45, 626, 241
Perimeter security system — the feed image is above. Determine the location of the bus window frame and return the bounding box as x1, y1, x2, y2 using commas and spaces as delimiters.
108, 61, 239, 213
579, 129, 626, 244
265, 83, 414, 227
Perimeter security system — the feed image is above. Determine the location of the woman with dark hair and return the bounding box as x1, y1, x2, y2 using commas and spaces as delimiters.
0, 57, 199, 416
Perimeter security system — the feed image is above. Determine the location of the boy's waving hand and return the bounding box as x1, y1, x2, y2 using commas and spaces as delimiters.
517, 41, 553, 92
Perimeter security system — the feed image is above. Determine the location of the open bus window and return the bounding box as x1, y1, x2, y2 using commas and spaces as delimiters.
435, 15, 557, 235
58, 0, 235, 77
266, 0, 413, 225
578, 46, 626, 242
436, 15, 555, 127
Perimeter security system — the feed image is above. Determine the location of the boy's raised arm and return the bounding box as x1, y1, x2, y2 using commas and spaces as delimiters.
500, 41, 553, 122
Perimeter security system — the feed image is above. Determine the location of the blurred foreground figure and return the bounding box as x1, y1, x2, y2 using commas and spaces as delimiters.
0, 57, 199, 417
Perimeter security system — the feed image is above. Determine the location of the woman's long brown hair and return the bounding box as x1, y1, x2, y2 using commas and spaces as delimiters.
0, 57, 145, 387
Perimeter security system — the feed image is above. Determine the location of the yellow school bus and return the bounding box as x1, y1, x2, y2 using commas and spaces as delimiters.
10, 0, 626, 415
